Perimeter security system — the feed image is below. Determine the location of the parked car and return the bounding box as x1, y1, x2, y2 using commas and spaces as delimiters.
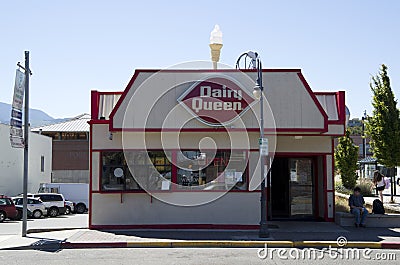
15, 193, 35, 197
38, 183, 89, 214
14, 205, 33, 220
12, 197, 47, 219
32, 193, 66, 217
0, 195, 18, 222
65, 200, 75, 215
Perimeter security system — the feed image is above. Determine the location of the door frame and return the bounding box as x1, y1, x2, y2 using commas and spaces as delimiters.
268, 155, 320, 220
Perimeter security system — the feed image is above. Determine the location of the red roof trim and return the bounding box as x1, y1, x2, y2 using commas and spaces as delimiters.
91, 91, 99, 120
108, 70, 143, 130
91, 91, 124, 121
336, 91, 346, 124
103, 127, 326, 133
314, 92, 337, 95
314, 91, 346, 125
107, 69, 302, 130
104, 69, 329, 133
128, 68, 301, 73
296, 73, 329, 131
89, 120, 110, 125
99, 91, 123, 95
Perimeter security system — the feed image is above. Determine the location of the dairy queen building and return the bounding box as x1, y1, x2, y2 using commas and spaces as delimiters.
89, 68, 346, 229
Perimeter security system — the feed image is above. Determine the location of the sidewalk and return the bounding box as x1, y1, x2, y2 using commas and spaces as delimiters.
1, 221, 400, 251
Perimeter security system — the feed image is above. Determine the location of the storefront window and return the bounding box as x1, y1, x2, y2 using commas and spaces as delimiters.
101, 150, 247, 192
101, 151, 171, 191
176, 150, 248, 191
125, 151, 172, 191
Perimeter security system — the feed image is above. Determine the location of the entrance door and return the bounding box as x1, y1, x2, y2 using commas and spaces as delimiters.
270, 158, 290, 217
289, 158, 314, 218
270, 157, 314, 219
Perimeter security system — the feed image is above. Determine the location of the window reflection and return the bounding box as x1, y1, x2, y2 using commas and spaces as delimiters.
176, 150, 248, 191
101, 150, 248, 192
101, 151, 171, 191
289, 159, 313, 216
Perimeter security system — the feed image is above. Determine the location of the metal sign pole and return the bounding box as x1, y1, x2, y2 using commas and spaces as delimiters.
258, 59, 269, 238
22, 51, 30, 237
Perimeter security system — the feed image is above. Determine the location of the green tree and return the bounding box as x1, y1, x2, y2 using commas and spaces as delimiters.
335, 129, 359, 189
348, 125, 362, 136
365, 64, 400, 168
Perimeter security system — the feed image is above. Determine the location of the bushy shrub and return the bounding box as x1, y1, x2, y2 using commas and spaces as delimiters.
335, 181, 352, 195
335, 130, 359, 189
356, 180, 374, 197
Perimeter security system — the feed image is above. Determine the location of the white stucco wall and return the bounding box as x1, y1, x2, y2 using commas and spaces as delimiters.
90, 123, 335, 225
91, 192, 260, 226
0, 123, 52, 196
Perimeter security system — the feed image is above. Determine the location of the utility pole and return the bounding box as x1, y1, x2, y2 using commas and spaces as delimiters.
22, 51, 30, 237
362, 110, 367, 159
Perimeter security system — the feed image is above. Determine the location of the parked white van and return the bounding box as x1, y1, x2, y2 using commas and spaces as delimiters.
38, 183, 89, 214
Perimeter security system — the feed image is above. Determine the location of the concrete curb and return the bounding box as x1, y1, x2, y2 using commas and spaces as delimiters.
62, 240, 293, 249
26, 227, 88, 234
60, 240, 400, 249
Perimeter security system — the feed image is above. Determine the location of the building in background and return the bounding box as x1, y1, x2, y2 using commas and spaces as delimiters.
0, 123, 52, 196
32, 114, 90, 183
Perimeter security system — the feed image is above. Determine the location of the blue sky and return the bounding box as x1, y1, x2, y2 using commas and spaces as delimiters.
1, 0, 399, 119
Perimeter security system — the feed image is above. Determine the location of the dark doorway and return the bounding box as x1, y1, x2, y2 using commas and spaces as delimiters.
270, 157, 315, 219
270, 157, 290, 217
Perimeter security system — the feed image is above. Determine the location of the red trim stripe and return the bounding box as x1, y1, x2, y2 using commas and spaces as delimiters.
323, 155, 328, 221
89, 122, 93, 229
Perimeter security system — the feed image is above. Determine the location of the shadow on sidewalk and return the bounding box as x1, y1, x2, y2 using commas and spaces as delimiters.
102, 222, 400, 243
2, 236, 66, 253
269, 227, 400, 242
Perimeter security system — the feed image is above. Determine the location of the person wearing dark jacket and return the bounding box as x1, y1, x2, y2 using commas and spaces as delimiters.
348, 187, 368, 227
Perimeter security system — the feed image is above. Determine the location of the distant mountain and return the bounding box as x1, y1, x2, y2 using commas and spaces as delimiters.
0, 102, 68, 127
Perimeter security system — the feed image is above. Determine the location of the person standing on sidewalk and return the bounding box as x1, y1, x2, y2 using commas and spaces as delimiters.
373, 171, 385, 202
349, 187, 368, 227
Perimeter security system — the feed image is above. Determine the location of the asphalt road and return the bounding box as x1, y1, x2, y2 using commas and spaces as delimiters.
0, 248, 398, 265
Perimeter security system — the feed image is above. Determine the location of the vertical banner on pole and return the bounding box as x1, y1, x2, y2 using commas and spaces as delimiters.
10, 69, 25, 148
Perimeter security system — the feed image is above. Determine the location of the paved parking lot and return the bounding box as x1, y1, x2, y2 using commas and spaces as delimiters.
0, 213, 88, 236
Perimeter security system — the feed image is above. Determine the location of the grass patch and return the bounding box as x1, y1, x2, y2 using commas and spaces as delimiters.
335, 195, 350, 212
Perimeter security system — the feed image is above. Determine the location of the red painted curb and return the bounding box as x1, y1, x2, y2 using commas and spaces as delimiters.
381, 243, 400, 249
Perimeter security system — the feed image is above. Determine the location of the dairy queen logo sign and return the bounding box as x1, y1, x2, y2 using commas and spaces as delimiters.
177, 76, 255, 126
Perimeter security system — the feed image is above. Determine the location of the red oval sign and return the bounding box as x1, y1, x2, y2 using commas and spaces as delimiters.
178, 77, 255, 126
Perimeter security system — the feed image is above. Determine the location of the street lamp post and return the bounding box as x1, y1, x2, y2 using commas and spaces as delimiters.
362, 110, 367, 159
237, 51, 269, 238
254, 57, 269, 238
